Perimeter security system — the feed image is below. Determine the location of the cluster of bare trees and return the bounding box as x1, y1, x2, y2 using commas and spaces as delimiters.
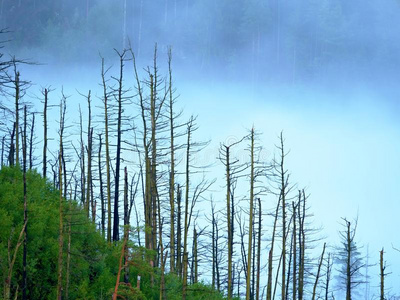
0, 44, 395, 300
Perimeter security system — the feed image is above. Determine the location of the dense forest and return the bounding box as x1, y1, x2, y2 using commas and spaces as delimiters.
0, 0, 399, 299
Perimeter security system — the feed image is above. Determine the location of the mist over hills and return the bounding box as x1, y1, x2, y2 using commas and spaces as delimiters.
3, 0, 400, 85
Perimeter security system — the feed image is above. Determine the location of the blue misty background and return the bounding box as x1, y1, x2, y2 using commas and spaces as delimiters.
2, 0, 400, 297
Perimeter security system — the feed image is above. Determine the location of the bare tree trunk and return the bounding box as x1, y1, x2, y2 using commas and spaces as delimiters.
123, 167, 129, 283
193, 227, 198, 284
113, 230, 128, 300
168, 49, 176, 274
14, 70, 20, 166
211, 203, 216, 289
42, 88, 48, 177
312, 243, 326, 300
246, 128, 255, 300
252, 203, 256, 299
286, 227, 293, 300
113, 52, 126, 242
22, 106, 27, 300
86, 91, 92, 219
28, 113, 34, 170
4, 222, 26, 300
215, 216, 221, 291
57, 99, 65, 300
298, 191, 305, 300
292, 201, 297, 300
79, 106, 86, 209
182, 120, 192, 300
256, 198, 262, 300
8, 124, 15, 166
101, 58, 112, 243
182, 251, 188, 298
325, 253, 332, 300
1, 136, 4, 166
65, 200, 72, 300
226, 146, 233, 299
346, 221, 352, 300
266, 193, 282, 300
158, 184, 166, 300
98, 135, 105, 237
176, 185, 182, 277
380, 248, 385, 300
280, 133, 287, 300
150, 70, 158, 267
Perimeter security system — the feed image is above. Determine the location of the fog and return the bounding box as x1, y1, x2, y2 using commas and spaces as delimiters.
1, 0, 400, 298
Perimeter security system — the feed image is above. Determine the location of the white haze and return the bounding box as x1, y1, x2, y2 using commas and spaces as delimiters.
3, 0, 400, 297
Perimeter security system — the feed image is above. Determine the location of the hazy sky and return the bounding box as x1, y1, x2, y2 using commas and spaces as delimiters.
4, 0, 400, 297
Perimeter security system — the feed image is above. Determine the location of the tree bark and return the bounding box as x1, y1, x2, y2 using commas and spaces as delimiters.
280, 132, 287, 300
101, 58, 112, 243
246, 128, 254, 300
56, 99, 65, 300
22, 106, 27, 300
14, 70, 20, 166
86, 91, 92, 219
311, 243, 326, 300
176, 185, 182, 277
113, 52, 126, 242
226, 146, 233, 299
255, 198, 262, 300
380, 248, 385, 300
28, 113, 34, 170
168, 49, 176, 274
42, 88, 48, 177
182, 120, 192, 300
98, 134, 105, 237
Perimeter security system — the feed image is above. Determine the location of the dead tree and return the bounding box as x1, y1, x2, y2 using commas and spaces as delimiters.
278, 132, 287, 300
182, 117, 213, 299
1, 135, 4, 166
131, 46, 163, 258
292, 201, 297, 300
112, 49, 129, 242
182, 118, 194, 299
167, 48, 177, 274
123, 167, 129, 283
28, 112, 35, 170
324, 253, 333, 300
176, 184, 182, 277
246, 128, 255, 300
336, 218, 367, 300
83, 91, 93, 220
22, 106, 27, 300
79, 106, 86, 209
255, 197, 262, 300
218, 134, 247, 299
208, 201, 222, 291
298, 190, 305, 300
98, 134, 105, 236
3, 221, 27, 300
100, 57, 113, 243
14, 67, 20, 165
379, 248, 388, 300
311, 242, 326, 300
266, 192, 281, 300
56, 96, 66, 300
267, 132, 295, 300
41, 87, 53, 178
